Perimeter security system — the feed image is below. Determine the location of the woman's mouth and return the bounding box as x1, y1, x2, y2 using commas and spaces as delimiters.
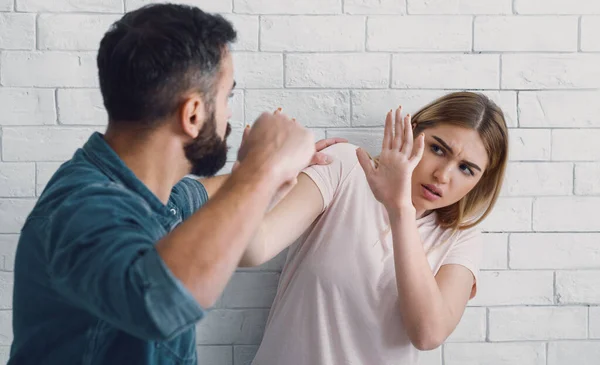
421, 184, 442, 201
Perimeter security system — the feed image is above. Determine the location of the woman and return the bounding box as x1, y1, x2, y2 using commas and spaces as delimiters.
240, 91, 509, 365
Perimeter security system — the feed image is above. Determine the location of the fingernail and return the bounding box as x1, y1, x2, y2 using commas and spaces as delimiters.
277, 107, 282, 111
325, 155, 332, 163
245, 124, 250, 129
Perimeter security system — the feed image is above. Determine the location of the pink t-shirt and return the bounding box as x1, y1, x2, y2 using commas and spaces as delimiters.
252, 143, 483, 365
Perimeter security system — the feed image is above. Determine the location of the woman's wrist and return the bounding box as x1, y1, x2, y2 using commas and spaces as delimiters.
386, 202, 416, 221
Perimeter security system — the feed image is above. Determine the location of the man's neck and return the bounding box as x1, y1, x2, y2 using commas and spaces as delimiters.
104, 125, 187, 205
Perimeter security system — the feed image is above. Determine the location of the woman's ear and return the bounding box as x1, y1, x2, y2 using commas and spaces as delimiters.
412, 122, 417, 130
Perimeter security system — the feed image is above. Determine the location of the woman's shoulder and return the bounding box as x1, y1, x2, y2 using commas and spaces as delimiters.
320, 142, 366, 171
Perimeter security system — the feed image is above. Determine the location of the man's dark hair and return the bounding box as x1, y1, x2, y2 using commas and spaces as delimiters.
97, 3, 236, 126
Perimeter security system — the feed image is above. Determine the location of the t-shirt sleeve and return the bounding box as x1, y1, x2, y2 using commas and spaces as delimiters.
301, 143, 361, 213
440, 228, 483, 299
169, 177, 210, 219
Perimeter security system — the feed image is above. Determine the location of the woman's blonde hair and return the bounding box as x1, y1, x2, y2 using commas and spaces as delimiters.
392, 91, 509, 231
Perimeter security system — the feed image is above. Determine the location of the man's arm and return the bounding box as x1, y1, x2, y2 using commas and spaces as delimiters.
48, 112, 315, 342
198, 137, 348, 198
156, 112, 316, 309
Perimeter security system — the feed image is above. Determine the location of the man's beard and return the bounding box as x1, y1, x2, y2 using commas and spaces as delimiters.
184, 110, 231, 177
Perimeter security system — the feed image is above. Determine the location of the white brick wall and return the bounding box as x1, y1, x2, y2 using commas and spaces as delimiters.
0, 1, 598, 364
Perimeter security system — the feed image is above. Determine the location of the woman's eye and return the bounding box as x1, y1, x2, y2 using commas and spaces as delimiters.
460, 164, 474, 176
430, 144, 443, 156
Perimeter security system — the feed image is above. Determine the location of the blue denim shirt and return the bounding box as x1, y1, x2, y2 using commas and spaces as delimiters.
9, 132, 209, 365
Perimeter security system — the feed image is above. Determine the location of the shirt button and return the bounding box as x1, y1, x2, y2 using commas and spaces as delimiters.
170, 208, 177, 215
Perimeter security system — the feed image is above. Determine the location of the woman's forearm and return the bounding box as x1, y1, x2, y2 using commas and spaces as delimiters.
388, 207, 451, 350
238, 173, 324, 267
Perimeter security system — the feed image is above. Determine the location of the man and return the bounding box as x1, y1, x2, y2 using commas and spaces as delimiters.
9, 4, 343, 364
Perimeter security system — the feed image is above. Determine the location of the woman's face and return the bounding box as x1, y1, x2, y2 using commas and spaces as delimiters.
410, 124, 489, 216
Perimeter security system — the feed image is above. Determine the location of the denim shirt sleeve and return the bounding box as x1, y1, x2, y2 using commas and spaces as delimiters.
48, 183, 204, 341
169, 177, 209, 219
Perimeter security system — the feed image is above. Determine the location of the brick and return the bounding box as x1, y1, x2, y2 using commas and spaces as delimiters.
0, 346, 7, 364
0, 311, 11, 346
502, 54, 600, 89
351, 89, 516, 128
344, 0, 406, 14
17, 0, 123, 12
351, 90, 445, 127
552, 129, 600, 161
57, 89, 107, 126
38, 14, 120, 51
195, 309, 268, 345
0, 13, 35, 50
575, 163, 600, 195
221, 272, 279, 308
0, 0, 12, 10
323, 128, 381, 156
489, 306, 587, 341
216, 162, 235, 176
482, 91, 517, 128
0, 163, 36, 197
0, 273, 13, 309
519, 91, 600, 128
234, 345, 258, 365
533, 197, 599, 232
408, 0, 512, 14
237, 249, 288, 272
591, 306, 600, 338
231, 53, 283, 88
481, 233, 508, 270
556, 271, 600, 304
245, 90, 350, 128
444, 342, 546, 365
475, 16, 577, 52
2, 127, 100, 162
0, 199, 36, 234
510, 233, 600, 269
468, 271, 553, 306
229, 90, 245, 128
446, 307, 486, 342
508, 129, 551, 161
311, 129, 328, 142
36, 162, 63, 196
224, 15, 259, 51
418, 347, 442, 365
196, 346, 233, 365
126, 0, 232, 12
234, 0, 341, 14
582, 16, 600, 52
1, 52, 98, 88
478, 197, 532, 232
367, 16, 471, 51
286, 54, 389, 88
260, 16, 364, 52
548, 342, 600, 365
392, 54, 499, 89
515, 0, 600, 14
0, 235, 17, 271
226, 128, 244, 162
501, 162, 572, 196
0, 88, 56, 126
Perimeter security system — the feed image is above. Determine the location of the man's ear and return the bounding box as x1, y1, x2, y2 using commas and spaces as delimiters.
179, 95, 207, 138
